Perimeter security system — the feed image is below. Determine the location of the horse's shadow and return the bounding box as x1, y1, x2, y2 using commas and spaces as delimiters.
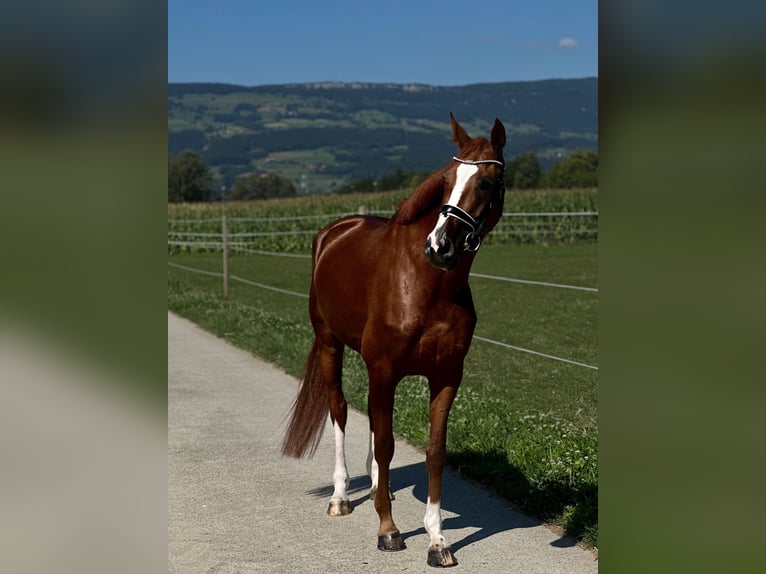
306, 456, 578, 553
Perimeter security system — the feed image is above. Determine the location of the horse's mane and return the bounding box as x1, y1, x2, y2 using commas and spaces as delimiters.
390, 168, 446, 225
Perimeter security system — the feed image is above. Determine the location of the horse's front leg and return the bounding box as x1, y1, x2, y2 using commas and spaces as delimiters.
368, 370, 406, 552
424, 381, 460, 567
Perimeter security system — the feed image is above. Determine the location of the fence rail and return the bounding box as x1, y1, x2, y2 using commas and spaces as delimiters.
168, 260, 597, 370
167, 210, 599, 225
168, 211, 599, 293
168, 210, 598, 256
169, 211, 597, 370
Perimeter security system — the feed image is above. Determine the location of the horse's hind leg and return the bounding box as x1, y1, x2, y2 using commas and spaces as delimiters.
317, 328, 350, 516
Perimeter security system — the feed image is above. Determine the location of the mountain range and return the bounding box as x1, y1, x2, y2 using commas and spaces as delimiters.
168, 77, 597, 194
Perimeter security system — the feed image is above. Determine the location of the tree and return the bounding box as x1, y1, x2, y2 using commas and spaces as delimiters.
336, 177, 375, 195
230, 172, 297, 200
503, 161, 517, 190
335, 170, 429, 195
168, 150, 212, 202
506, 150, 542, 189
513, 151, 543, 189
377, 169, 428, 192
546, 150, 598, 189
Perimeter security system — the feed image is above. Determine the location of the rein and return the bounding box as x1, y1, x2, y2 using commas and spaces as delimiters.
439, 156, 505, 252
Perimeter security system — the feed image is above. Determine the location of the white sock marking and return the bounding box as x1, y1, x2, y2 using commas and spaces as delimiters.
331, 421, 349, 501
424, 496, 448, 548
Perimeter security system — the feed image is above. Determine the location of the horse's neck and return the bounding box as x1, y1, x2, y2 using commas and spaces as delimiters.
392, 169, 447, 225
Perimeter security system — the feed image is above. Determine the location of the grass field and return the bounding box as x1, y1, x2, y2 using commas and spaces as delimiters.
168, 230, 598, 546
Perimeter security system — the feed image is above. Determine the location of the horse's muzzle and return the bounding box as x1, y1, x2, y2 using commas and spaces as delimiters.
424, 239, 458, 270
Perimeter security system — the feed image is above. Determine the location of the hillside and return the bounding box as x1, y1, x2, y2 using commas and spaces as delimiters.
168, 78, 597, 194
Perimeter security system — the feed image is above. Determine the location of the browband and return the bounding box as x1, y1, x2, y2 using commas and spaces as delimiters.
453, 156, 504, 167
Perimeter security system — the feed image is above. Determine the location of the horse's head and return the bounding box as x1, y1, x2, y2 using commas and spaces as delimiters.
425, 113, 506, 270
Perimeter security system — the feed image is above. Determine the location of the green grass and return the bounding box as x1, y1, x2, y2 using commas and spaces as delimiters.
167, 241, 598, 547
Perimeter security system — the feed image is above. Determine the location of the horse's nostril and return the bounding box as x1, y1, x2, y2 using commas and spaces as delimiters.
436, 238, 452, 255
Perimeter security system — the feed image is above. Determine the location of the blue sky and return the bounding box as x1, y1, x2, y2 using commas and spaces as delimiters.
169, 0, 597, 87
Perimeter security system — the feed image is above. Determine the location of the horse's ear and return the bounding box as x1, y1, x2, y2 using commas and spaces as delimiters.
491, 118, 506, 149
450, 112, 472, 148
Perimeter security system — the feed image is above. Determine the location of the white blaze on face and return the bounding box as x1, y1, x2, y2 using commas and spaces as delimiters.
427, 163, 479, 251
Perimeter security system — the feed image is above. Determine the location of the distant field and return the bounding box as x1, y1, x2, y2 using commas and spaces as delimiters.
167, 189, 599, 546
168, 79, 598, 192
252, 147, 348, 192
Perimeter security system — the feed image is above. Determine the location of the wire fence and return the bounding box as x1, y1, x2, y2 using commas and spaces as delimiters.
168, 210, 598, 255
168, 211, 598, 370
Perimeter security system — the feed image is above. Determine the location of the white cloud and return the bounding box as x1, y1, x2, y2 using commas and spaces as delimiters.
558, 37, 580, 49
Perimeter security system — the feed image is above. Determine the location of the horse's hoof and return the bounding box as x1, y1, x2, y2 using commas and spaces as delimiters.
327, 500, 350, 516
369, 486, 395, 501
377, 531, 406, 552
427, 546, 458, 568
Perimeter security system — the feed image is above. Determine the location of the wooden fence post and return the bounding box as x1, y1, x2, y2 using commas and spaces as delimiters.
222, 214, 229, 298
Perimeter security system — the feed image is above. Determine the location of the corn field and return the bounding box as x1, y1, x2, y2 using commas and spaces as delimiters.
167, 188, 597, 254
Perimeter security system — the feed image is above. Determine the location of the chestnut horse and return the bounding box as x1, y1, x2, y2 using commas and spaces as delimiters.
282, 114, 506, 568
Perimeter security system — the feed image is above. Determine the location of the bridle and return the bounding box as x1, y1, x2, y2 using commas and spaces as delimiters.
439, 156, 505, 252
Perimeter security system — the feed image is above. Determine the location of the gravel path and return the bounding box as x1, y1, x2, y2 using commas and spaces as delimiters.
168, 312, 598, 573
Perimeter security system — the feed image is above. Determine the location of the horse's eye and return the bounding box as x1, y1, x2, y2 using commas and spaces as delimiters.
477, 178, 492, 192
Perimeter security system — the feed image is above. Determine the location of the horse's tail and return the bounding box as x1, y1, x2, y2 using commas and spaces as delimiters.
281, 337, 329, 459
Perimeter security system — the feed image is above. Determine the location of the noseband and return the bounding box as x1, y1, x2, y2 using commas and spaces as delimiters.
440, 156, 505, 252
